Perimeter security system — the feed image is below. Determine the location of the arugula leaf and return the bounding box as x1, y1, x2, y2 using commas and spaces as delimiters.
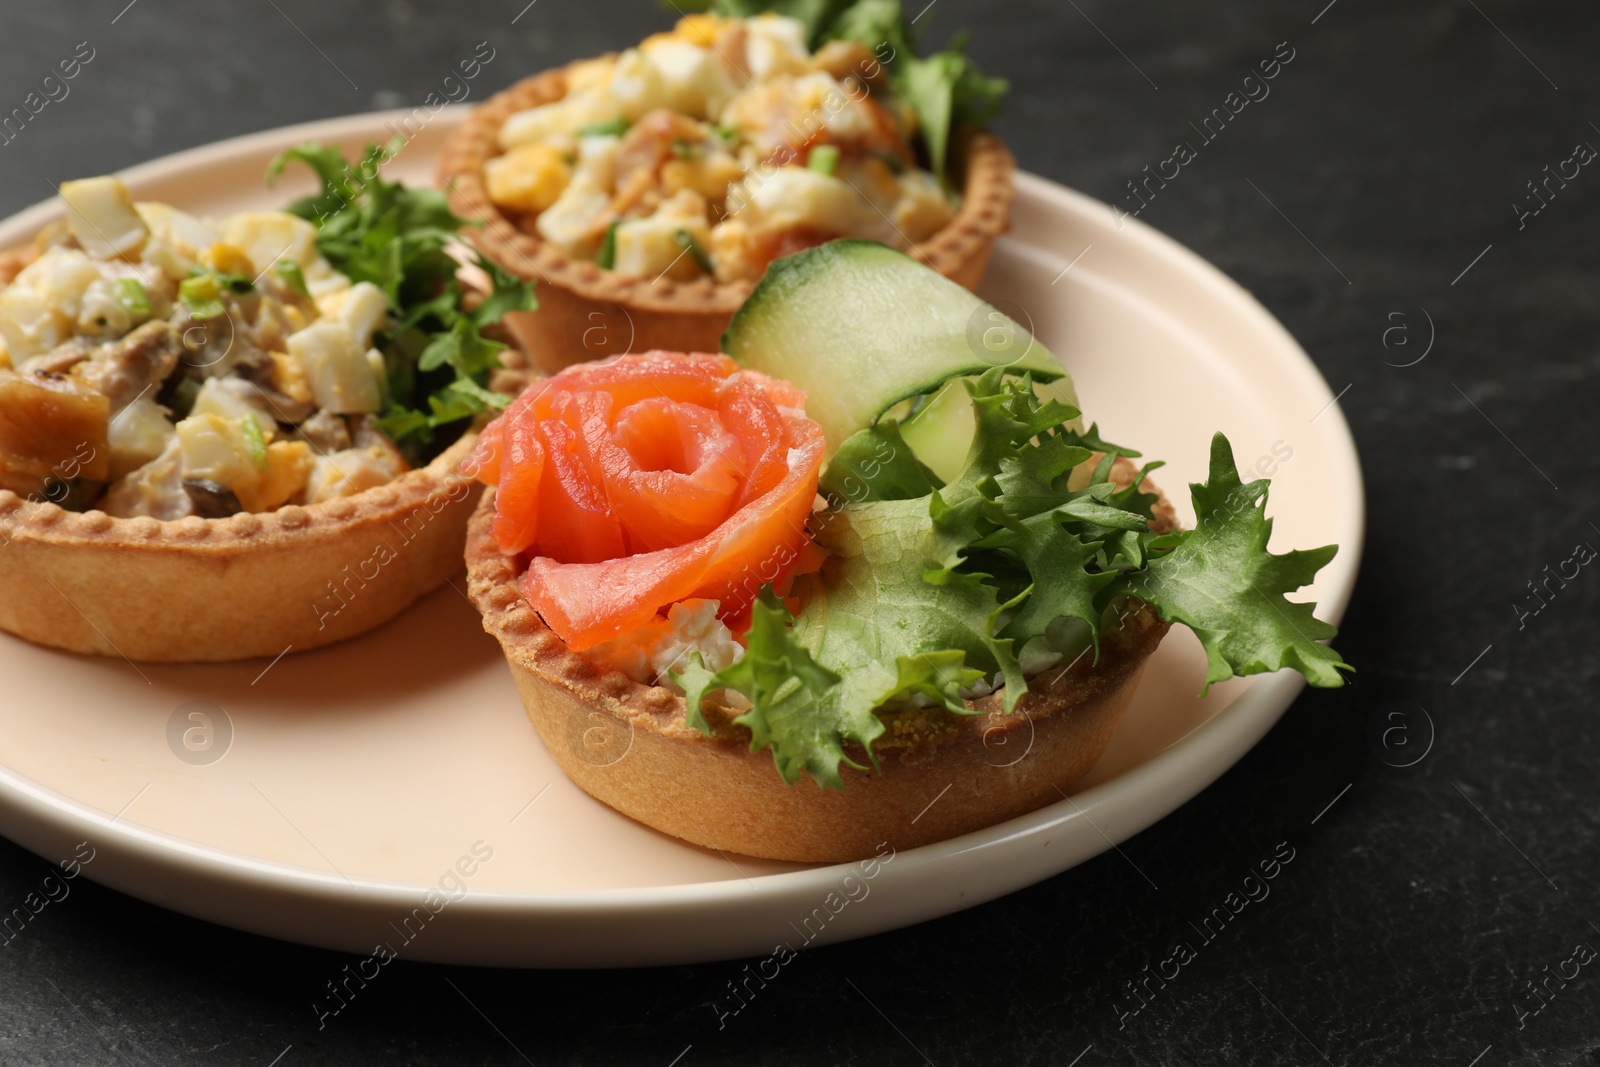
267, 141, 535, 459
1112, 434, 1353, 694
679, 370, 1347, 788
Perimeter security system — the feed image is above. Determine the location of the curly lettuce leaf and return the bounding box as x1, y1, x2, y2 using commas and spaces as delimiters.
680, 370, 1347, 788
674, 592, 883, 789
1112, 434, 1353, 694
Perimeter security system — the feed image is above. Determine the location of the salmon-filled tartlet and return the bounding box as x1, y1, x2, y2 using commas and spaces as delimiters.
465, 243, 1351, 861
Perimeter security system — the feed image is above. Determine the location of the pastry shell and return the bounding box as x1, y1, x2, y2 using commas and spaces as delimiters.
0, 225, 536, 665
465, 463, 1177, 863
438, 58, 1017, 374
0, 432, 485, 663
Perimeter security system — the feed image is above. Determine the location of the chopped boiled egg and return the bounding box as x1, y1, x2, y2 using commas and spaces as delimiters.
286, 322, 382, 414
612, 191, 712, 280
106, 394, 175, 481
744, 14, 809, 81
535, 173, 613, 258
60, 177, 149, 260
486, 143, 574, 213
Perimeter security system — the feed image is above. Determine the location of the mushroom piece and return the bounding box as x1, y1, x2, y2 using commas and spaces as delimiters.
77, 319, 182, 413
294, 410, 352, 454
0, 368, 110, 484
182, 478, 243, 519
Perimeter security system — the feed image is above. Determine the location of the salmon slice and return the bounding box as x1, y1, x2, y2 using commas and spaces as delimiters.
471, 352, 826, 650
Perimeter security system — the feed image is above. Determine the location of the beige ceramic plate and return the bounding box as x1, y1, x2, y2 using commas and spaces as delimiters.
0, 109, 1362, 967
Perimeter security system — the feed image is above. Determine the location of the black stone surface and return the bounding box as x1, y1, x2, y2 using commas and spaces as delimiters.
1, 1, 1597, 1064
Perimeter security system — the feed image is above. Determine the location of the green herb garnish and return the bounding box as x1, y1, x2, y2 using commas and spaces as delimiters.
670, 138, 702, 160
115, 278, 150, 319
674, 229, 714, 274
240, 413, 268, 466
577, 117, 630, 138
596, 220, 621, 270
274, 259, 310, 297
178, 274, 226, 320
807, 144, 841, 176
676, 370, 1349, 788
266, 141, 536, 459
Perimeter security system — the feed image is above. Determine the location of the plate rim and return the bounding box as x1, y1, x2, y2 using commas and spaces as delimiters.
0, 108, 1364, 956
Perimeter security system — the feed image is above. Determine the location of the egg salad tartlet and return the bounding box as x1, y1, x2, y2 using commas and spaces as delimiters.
0, 145, 534, 662
441, 0, 1013, 367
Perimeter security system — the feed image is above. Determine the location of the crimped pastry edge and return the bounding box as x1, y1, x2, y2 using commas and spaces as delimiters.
0, 428, 487, 662
437, 58, 1016, 368
464, 461, 1176, 863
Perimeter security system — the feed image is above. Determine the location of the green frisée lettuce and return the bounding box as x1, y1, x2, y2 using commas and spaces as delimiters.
676, 370, 1351, 789
267, 141, 536, 459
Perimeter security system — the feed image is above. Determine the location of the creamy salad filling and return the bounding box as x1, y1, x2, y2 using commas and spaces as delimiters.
488, 13, 957, 283
0, 177, 405, 518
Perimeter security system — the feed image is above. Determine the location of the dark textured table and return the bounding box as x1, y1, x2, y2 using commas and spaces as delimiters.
2, 1, 1597, 1064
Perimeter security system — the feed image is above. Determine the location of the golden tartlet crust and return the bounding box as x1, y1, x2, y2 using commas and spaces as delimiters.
0, 432, 485, 663
465, 461, 1177, 863
438, 58, 1017, 373
0, 231, 534, 664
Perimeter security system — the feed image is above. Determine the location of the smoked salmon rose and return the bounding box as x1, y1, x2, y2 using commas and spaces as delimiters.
470, 351, 826, 650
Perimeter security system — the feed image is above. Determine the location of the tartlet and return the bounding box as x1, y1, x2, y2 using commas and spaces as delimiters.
440, 50, 1015, 371
466, 460, 1173, 863
459, 245, 1349, 863
0, 432, 480, 662
0, 152, 533, 662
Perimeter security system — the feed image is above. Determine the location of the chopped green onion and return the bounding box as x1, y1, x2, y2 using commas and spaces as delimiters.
713, 124, 739, 144
275, 260, 309, 297
240, 414, 268, 467
807, 144, 841, 176
178, 274, 226, 320
115, 278, 150, 319
218, 272, 255, 294
674, 229, 713, 274
670, 139, 702, 160
576, 117, 629, 138
596, 220, 621, 271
